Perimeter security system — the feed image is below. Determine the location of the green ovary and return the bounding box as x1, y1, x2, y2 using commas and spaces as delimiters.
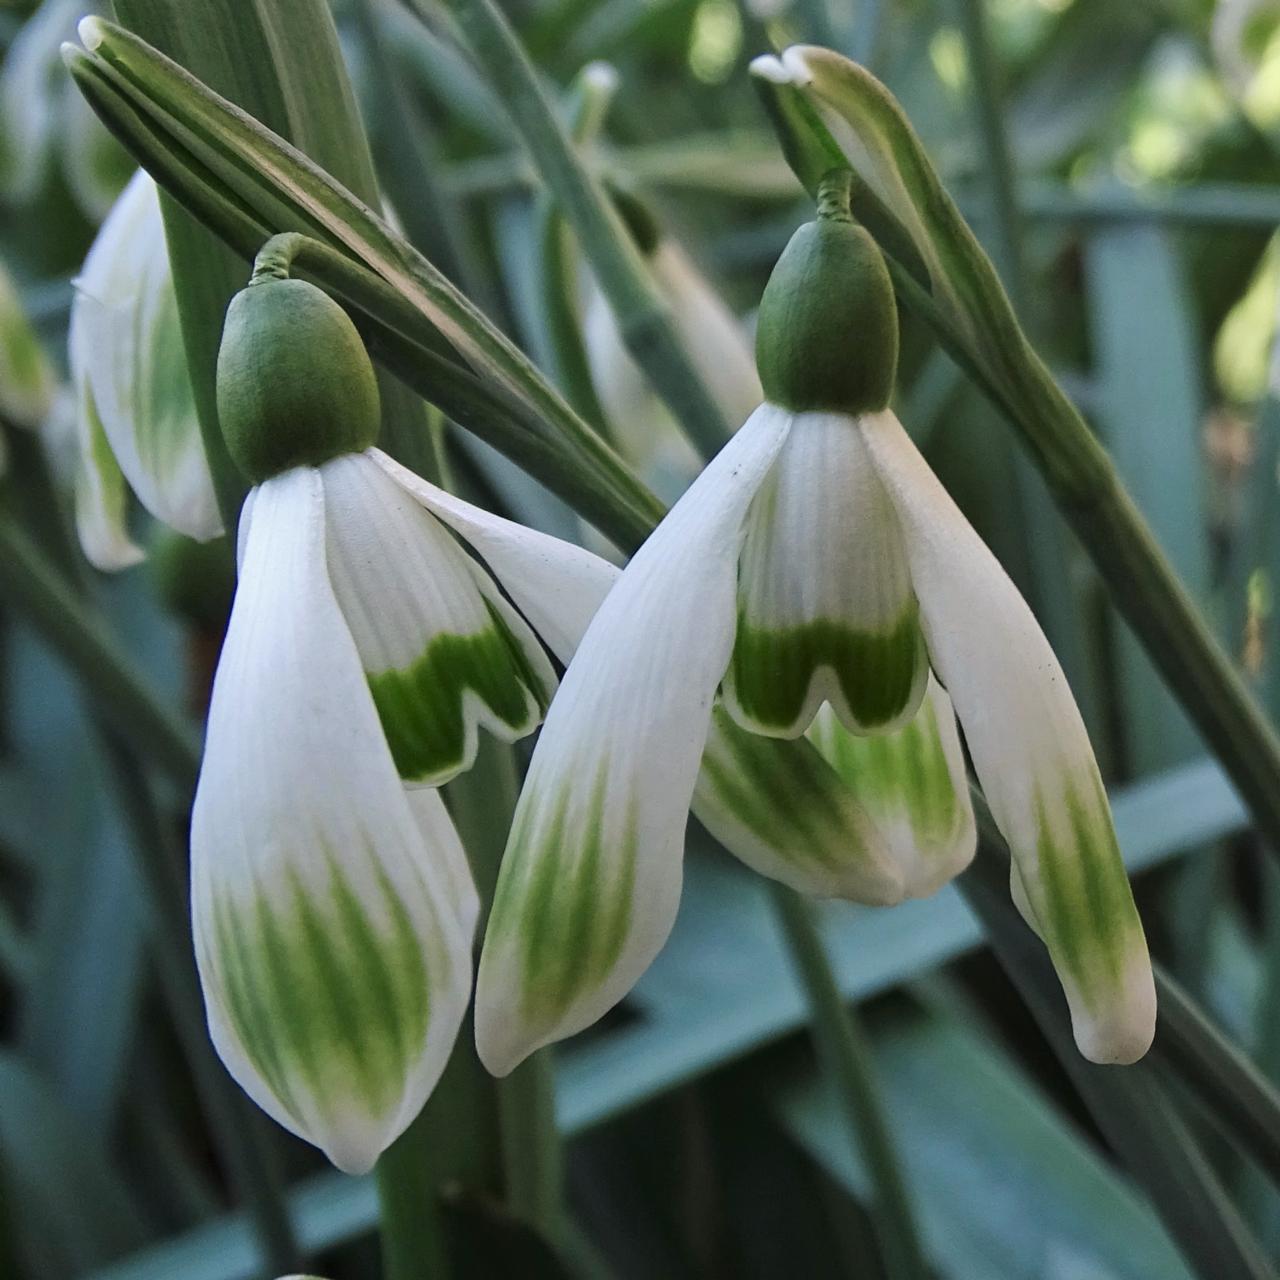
727, 605, 926, 734
368, 600, 551, 785
1031, 777, 1142, 1011
489, 769, 638, 1026
211, 853, 434, 1125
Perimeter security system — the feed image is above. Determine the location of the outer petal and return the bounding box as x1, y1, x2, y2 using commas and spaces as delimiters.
318, 452, 556, 787
724, 411, 928, 738
190, 468, 472, 1174
861, 410, 1155, 1064
374, 449, 905, 906
475, 404, 792, 1075
808, 674, 975, 898
72, 169, 221, 544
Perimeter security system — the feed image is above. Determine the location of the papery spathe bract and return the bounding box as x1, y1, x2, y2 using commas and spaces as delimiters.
70, 168, 221, 569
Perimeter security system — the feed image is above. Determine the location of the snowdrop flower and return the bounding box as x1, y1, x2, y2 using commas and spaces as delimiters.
582, 231, 762, 499
478, 195, 1154, 1076
193, 272, 611, 1172
69, 168, 220, 569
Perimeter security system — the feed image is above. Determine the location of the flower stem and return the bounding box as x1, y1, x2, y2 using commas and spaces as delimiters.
770, 886, 930, 1280
440, 0, 733, 459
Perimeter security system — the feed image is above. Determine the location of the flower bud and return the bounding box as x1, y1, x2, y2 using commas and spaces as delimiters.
755, 217, 898, 416
216, 278, 380, 484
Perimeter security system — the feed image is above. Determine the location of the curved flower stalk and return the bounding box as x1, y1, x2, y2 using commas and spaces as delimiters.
0, 0, 129, 220
478, 193, 1155, 1077
581, 236, 762, 498
69, 168, 221, 569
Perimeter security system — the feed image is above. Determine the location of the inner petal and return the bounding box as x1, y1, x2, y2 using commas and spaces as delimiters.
723, 411, 927, 738
320, 453, 556, 786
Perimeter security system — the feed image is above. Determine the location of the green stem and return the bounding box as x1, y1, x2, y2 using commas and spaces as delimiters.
442, 0, 732, 459
771, 886, 929, 1280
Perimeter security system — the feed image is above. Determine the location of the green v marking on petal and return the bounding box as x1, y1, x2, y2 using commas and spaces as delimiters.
490, 766, 639, 1026
368, 599, 552, 785
211, 847, 434, 1122
729, 604, 926, 733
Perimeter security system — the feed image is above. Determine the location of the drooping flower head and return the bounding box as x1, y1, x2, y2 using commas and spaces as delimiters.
69, 168, 221, 568
194, 270, 611, 1172
477, 178, 1155, 1076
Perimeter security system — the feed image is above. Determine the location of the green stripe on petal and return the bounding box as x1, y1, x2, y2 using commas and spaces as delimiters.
321, 452, 557, 786
808, 675, 975, 898
693, 707, 903, 903
488, 766, 639, 1027
724, 410, 927, 738
211, 851, 435, 1129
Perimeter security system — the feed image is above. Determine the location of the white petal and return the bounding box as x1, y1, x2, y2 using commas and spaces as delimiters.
808, 674, 976, 898
405, 787, 480, 946
72, 169, 221, 544
190, 468, 472, 1173
319, 452, 556, 787
861, 410, 1155, 1064
694, 707, 904, 903
369, 448, 619, 666
475, 404, 792, 1075
723, 411, 928, 737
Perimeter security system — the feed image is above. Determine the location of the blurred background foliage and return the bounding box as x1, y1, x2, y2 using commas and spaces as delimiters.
4, 0, 1280, 1277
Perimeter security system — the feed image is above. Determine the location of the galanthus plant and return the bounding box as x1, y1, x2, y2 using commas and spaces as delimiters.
477, 177, 1156, 1077
68, 167, 220, 568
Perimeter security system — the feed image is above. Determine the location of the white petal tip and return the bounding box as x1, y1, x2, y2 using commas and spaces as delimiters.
749, 54, 791, 82
583, 61, 619, 93
323, 1138, 383, 1178
474, 1017, 530, 1080
1071, 975, 1157, 1066
781, 46, 815, 83
78, 16, 106, 50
